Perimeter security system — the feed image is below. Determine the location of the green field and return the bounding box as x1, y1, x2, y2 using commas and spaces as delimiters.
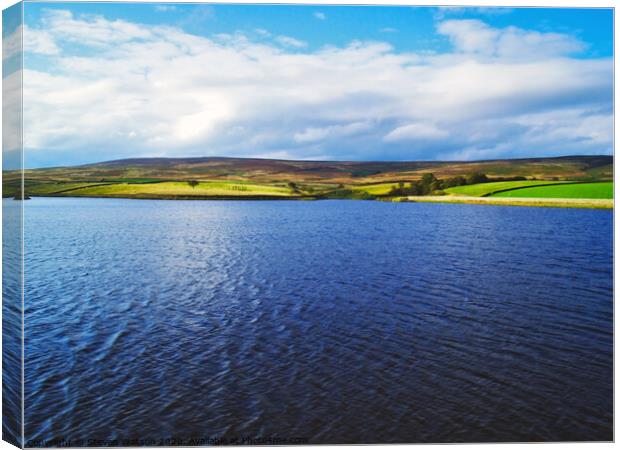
74, 181, 295, 197
26, 182, 115, 195
3, 155, 613, 208
38, 181, 297, 198
492, 182, 613, 199
444, 180, 574, 197
4, 178, 402, 199
348, 183, 397, 195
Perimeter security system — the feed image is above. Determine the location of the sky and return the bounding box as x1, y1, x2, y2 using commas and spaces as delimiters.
2, 3, 614, 167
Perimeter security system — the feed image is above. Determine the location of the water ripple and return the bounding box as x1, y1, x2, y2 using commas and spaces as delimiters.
18, 198, 613, 444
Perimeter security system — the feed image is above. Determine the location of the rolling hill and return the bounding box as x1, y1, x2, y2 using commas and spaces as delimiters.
2, 154, 613, 201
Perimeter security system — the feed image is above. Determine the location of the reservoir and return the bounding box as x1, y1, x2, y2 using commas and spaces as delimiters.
16, 198, 613, 443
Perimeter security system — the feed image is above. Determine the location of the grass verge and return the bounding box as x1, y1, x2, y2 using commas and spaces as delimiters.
390, 195, 613, 209
491, 182, 613, 199
444, 180, 576, 197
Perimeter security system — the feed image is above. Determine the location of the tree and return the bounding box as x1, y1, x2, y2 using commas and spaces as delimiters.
421, 173, 437, 185
407, 182, 421, 196
430, 180, 444, 192
445, 176, 467, 187
187, 180, 199, 188
466, 172, 488, 185
415, 173, 436, 195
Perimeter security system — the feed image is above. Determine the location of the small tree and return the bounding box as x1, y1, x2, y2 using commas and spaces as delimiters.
430, 180, 444, 192
466, 172, 488, 185
445, 176, 467, 187
421, 173, 437, 185
408, 182, 421, 196
187, 180, 199, 188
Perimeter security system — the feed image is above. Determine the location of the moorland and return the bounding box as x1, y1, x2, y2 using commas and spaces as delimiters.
2, 155, 613, 208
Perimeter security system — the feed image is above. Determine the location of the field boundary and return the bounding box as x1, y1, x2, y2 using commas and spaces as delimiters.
34, 193, 311, 201
46, 183, 119, 194
480, 181, 604, 197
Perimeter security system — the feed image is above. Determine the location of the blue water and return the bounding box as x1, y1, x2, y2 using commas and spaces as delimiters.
3, 199, 23, 447
19, 198, 612, 444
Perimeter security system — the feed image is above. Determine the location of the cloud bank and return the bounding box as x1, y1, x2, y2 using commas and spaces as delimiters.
12, 9, 613, 166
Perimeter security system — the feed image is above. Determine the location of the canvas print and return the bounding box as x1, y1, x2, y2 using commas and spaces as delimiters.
2, 2, 614, 446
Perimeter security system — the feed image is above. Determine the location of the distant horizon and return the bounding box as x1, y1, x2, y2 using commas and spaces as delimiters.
12, 153, 614, 171
2, 3, 613, 168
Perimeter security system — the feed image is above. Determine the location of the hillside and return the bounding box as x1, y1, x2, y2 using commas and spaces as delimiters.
2, 155, 613, 200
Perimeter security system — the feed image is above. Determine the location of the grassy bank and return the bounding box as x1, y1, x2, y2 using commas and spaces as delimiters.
389, 195, 613, 209
444, 180, 577, 197
54, 181, 297, 198
491, 182, 613, 199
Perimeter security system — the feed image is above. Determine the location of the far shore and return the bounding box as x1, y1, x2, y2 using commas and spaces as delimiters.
389, 195, 613, 209
9, 193, 613, 209
4, 155, 612, 209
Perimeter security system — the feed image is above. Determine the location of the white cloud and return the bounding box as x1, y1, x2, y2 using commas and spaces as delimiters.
384, 123, 448, 142
255, 28, 271, 37
438, 20, 499, 55
513, 109, 613, 148
39, 9, 154, 48
3, 26, 22, 60
437, 19, 585, 59
3, 70, 22, 154
19, 11, 612, 166
294, 121, 372, 143
313, 12, 326, 20
154, 5, 177, 12
275, 35, 308, 48
434, 6, 514, 20
24, 25, 60, 55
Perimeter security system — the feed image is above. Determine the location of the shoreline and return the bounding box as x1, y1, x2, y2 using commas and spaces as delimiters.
6, 194, 314, 201
6, 193, 614, 209
389, 195, 613, 209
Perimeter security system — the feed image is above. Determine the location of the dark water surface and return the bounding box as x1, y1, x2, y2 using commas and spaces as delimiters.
3, 199, 23, 447
22, 198, 612, 444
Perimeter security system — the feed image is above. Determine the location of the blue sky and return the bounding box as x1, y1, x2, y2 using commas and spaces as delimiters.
4, 3, 614, 167
23, 3, 613, 57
